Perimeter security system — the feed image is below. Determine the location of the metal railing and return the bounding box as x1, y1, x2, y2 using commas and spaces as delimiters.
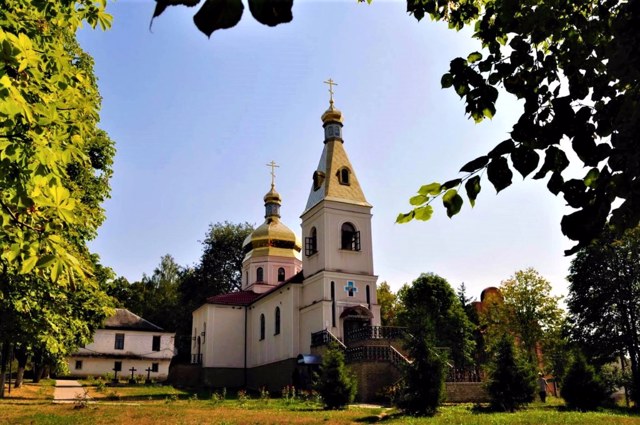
345, 345, 411, 369
310, 330, 346, 349
446, 368, 485, 382
345, 326, 406, 343
191, 353, 203, 365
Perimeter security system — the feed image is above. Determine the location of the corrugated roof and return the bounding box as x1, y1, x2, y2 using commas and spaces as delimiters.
206, 271, 305, 306
206, 291, 261, 306
103, 308, 164, 332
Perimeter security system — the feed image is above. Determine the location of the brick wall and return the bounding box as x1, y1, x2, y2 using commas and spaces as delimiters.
445, 382, 490, 403
350, 361, 402, 403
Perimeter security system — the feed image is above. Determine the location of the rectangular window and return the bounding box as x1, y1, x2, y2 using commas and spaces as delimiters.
114, 333, 125, 350
114, 361, 122, 372
75, 360, 83, 370
151, 363, 159, 373
305, 237, 317, 256
152, 335, 161, 351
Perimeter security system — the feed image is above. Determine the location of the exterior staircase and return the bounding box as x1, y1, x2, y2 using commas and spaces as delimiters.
310, 326, 410, 402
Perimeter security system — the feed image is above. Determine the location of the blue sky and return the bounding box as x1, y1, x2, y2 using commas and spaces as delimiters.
79, 0, 573, 299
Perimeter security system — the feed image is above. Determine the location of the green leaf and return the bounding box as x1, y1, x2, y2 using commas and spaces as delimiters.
465, 176, 481, 207
584, 168, 599, 188
441, 73, 454, 88
409, 194, 428, 206
248, 0, 293, 27
413, 205, 434, 221
418, 183, 442, 196
460, 156, 489, 173
193, 0, 244, 37
488, 140, 514, 158
467, 51, 483, 63
511, 146, 540, 178
396, 211, 415, 224
440, 179, 462, 191
36, 254, 57, 269
20, 255, 38, 274
547, 172, 564, 195
442, 189, 463, 218
487, 157, 513, 193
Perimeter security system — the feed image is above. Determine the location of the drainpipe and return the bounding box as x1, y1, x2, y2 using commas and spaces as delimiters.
244, 306, 248, 388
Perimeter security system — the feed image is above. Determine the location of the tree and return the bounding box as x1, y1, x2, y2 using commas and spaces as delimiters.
0, 0, 114, 277
377, 281, 400, 327
397, 332, 447, 416
567, 226, 640, 401
399, 273, 475, 369
126, 254, 183, 333
487, 335, 536, 412
314, 344, 357, 410
179, 221, 254, 312
561, 352, 610, 411
395, 0, 640, 255
396, 273, 475, 414
0, 1, 116, 397
484, 268, 564, 365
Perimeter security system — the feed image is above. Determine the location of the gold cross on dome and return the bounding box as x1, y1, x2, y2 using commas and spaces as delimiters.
266, 160, 279, 188
323, 78, 338, 106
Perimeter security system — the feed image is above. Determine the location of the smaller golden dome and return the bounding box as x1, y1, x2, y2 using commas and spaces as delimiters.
321, 103, 343, 124
263, 185, 282, 205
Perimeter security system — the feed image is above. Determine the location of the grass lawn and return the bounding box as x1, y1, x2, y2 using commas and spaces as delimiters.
2, 381, 640, 424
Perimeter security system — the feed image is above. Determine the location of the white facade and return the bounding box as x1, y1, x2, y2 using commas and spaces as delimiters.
67, 309, 175, 381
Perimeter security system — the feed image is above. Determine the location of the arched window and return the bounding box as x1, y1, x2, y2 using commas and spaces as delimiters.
278, 267, 285, 282
313, 171, 325, 191
337, 167, 350, 185
341, 222, 361, 251
366, 285, 371, 306
274, 307, 281, 335
260, 314, 265, 340
256, 267, 264, 282
331, 281, 336, 328
305, 227, 318, 256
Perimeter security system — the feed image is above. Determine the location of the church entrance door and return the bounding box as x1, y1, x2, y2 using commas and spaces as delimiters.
340, 305, 373, 345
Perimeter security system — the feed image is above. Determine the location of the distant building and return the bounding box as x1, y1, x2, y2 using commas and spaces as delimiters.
67, 308, 176, 380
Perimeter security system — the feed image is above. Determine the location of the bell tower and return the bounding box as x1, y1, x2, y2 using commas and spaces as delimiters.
300, 80, 379, 340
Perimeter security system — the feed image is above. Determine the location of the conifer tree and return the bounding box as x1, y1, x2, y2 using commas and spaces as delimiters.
487, 335, 536, 412
561, 353, 610, 411
314, 345, 357, 410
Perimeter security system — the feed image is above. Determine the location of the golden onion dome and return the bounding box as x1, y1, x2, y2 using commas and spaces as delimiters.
243, 185, 302, 260
321, 103, 343, 124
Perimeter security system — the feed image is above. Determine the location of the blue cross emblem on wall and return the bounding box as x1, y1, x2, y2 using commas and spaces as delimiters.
344, 281, 357, 297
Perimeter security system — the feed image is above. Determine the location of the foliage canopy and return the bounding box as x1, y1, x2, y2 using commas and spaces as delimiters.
567, 226, 640, 401
0, 0, 113, 280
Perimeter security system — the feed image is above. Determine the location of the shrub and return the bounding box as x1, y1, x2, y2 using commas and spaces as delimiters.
487, 335, 536, 412
397, 340, 446, 416
561, 353, 610, 410
259, 386, 270, 403
314, 345, 357, 409
236, 389, 249, 406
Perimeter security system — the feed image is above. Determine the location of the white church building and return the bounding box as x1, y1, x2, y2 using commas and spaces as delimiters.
190, 89, 407, 400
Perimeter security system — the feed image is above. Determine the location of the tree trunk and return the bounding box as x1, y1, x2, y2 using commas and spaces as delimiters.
32, 353, 43, 384
13, 346, 28, 389
0, 342, 10, 398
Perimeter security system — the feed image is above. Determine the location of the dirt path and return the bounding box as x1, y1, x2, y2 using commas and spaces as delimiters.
53, 379, 89, 403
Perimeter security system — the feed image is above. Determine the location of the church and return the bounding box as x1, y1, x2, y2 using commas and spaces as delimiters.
189, 84, 404, 400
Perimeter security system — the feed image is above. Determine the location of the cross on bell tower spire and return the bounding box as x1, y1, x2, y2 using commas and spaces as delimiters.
266, 160, 279, 189
323, 78, 338, 109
